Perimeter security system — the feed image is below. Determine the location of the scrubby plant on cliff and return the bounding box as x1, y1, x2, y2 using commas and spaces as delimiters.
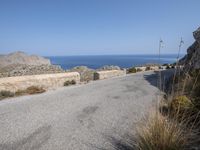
64, 80, 76, 86
127, 67, 137, 73
190, 70, 200, 97
0, 90, 14, 100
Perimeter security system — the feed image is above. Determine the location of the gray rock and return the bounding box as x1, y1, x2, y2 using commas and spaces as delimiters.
0, 51, 65, 78
0, 64, 65, 78
193, 27, 200, 42
179, 27, 200, 70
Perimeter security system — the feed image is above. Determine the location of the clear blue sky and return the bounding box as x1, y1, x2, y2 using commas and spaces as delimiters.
0, 0, 199, 56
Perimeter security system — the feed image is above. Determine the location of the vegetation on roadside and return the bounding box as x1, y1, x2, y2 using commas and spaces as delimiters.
166, 65, 171, 69
136, 68, 143, 72
135, 112, 191, 150
0, 90, 14, 100
134, 68, 200, 150
127, 67, 137, 73
15, 86, 46, 96
0, 86, 46, 100
64, 80, 76, 86
145, 66, 151, 71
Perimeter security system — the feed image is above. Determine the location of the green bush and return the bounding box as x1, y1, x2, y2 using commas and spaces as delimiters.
64, 80, 76, 86
0, 90, 14, 100
127, 67, 136, 73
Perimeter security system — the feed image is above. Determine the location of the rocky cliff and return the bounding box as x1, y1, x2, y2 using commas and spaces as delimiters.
0, 51, 50, 68
0, 51, 65, 78
180, 27, 200, 70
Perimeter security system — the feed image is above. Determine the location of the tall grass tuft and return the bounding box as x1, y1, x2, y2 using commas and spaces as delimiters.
135, 112, 191, 150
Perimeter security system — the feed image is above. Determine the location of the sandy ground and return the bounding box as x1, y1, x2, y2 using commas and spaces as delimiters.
0, 71, 172, 150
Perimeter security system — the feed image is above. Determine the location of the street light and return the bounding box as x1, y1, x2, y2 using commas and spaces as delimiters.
158, 39, 164, 90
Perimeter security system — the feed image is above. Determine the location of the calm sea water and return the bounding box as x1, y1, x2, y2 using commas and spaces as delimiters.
47, 54, 183, 70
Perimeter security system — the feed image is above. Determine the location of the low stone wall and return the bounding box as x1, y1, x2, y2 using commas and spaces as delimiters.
0, 72, 80, 92
150, 66, 159, 70
135, 67, 146, 72
94, 70, 126, 80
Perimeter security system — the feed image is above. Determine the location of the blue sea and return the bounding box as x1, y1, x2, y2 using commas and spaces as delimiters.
47, 54, 184, 70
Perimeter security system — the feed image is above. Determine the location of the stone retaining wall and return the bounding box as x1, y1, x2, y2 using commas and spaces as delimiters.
0, 72, 80, 92
94, 70, 126, 80
135, 67, 146, 72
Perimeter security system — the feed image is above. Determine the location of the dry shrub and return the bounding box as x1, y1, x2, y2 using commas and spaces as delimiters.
64, 80, 76, 86
0, 90, 14, 100
145, 66, 151, 71
26, 86, 46, 94
16, 86, 45, 96
170, 96, 193, 112
137, 68, 143, 72
135, 112, 191, 150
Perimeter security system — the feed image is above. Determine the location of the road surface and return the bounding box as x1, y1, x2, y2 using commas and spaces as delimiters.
0, 71, 164, 150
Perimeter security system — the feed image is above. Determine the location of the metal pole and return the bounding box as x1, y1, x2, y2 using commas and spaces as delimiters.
158, 39, 163, 91
172, 38, 184, 96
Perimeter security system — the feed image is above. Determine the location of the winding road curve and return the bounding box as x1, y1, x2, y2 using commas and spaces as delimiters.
0, 71, 166, 150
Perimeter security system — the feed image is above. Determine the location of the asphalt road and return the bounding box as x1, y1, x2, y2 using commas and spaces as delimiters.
0, 71, 163, 150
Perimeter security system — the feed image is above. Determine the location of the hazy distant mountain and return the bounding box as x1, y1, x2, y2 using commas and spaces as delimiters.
0, 51, 51, 68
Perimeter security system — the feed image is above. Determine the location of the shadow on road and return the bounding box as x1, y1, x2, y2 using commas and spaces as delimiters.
87, 133, 137, 150
104, 134, 137, 150
143, 69, 175, 91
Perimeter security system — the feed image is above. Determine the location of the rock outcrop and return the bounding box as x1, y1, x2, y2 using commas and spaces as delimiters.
0, 64, 65, 78
0, 51, 65, 78
180, 27, 200, 70
0, 51, 50, 68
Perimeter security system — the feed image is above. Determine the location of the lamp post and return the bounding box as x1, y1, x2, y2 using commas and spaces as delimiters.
172, 38, 184, 96
158, 39, 164, 91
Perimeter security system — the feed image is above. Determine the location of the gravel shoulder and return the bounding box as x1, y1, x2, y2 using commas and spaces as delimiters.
0, 71, 164, 150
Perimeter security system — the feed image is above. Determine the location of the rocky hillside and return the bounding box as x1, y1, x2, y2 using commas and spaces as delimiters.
0, 51, 50, 68
180, 27, 200, 70
0, 51, 65, 77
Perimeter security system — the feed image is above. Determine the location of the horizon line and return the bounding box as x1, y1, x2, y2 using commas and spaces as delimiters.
44, 53, 186, 57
